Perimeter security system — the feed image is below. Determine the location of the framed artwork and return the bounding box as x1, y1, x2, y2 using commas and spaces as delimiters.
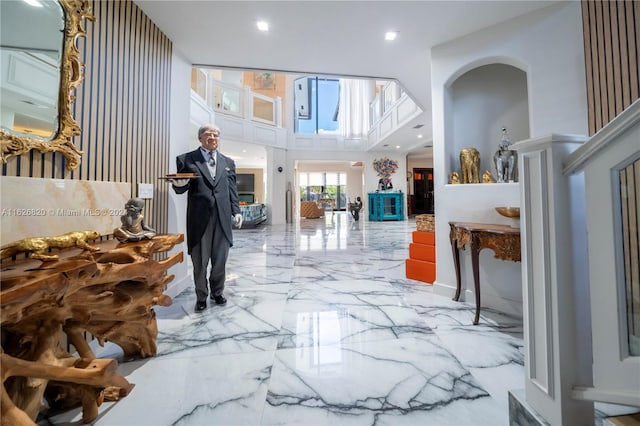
254, 72, 276, 90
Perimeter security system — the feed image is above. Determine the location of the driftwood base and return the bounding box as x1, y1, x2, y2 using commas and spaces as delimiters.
0, 234, 184, 425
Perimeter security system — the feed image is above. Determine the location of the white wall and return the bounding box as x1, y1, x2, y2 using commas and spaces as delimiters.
450, 63, 529, 176
166, 50, 197, 298
431, 2, 588, 317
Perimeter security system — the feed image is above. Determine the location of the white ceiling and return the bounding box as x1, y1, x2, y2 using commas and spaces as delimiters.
134, 0, 557, 165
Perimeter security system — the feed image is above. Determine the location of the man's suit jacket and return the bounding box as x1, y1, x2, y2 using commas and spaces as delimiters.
174, 149, 240, 254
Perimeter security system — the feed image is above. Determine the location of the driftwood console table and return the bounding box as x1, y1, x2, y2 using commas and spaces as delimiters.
0, 234, 183, 425
449, 222, 521, 325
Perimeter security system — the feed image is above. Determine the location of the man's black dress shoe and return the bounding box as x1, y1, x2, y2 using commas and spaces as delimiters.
195, 300, 207, 312
210, 294, 227, 306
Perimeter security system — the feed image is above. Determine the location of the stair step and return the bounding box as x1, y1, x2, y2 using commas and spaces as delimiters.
409, 243, 436, 262
412, 231, 435, 245
405, 258, 435, 284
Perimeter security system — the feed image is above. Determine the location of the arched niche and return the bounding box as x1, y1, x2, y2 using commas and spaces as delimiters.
445, 62, 530, 180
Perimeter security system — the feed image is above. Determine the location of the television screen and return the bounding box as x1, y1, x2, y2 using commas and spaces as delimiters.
237, 173, 255, 193
238, 193, 255, 203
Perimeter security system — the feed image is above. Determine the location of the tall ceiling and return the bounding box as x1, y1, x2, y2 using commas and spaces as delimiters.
135, 0, 558, 163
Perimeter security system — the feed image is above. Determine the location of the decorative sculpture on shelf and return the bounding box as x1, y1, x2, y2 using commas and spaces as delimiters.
378, 178, 393, 191
114, 198, 156, 243
493, 127, 518, 183
449, 171, 460, 184
0, 230, 100, 261
459, 148, 480, 184
349, 196, 363, 221
372, 157, 398, 191
482, 170, 496, 183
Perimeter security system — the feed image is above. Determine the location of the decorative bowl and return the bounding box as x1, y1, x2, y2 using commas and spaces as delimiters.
495, 207, 520, 218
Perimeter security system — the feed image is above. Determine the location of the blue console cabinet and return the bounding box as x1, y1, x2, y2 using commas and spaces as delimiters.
368, 192, 404, 221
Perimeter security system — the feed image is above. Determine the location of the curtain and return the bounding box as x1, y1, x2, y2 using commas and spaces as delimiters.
338, 78, 375, 138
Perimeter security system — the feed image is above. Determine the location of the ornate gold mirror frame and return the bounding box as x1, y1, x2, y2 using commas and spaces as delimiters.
0, 0, 94, 170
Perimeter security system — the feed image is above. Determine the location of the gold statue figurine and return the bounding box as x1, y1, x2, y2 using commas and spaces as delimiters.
450, 171, 460, 184
0, 230, 101, 261
482, 170, 496, 183
459, 148, 480, 184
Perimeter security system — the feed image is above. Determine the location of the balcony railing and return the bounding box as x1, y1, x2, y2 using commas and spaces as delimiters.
192, 71, 282, 127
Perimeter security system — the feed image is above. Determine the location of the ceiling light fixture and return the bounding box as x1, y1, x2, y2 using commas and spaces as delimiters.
256, 21, 269, 32
395, 145, 400, 149
385, 31, 398, 41
417, 134, 423, 139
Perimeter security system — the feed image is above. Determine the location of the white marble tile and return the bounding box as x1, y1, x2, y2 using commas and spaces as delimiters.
276, 276, 433, 349
154, 284, 289, 358
47, 351, 274, 426
38, 214, 525, 426
263, 337, 506, 425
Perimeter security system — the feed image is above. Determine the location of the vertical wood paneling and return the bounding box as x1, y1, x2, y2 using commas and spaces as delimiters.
2, 0, 172, 235
583, 0, 640, 135
610, 1, 623, 116
583, 4, 596, 135
626, 1, 639, 102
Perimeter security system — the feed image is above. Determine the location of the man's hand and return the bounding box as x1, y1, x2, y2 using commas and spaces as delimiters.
167, 178, 190, 187
233, 213, 243, 229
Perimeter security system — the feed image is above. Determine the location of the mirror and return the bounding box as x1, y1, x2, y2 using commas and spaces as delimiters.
0, 0, 93, 170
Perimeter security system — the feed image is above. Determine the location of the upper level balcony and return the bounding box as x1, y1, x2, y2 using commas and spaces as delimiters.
190, 69, 424, 155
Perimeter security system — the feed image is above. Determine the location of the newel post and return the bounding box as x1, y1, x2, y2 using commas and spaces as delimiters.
509, 134, 594, 425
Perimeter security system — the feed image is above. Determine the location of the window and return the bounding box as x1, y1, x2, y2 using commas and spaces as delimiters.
299, 172, 347, 210
294, 77, 339, 134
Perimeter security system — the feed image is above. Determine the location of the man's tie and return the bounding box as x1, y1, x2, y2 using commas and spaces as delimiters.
207, 151, 216, 180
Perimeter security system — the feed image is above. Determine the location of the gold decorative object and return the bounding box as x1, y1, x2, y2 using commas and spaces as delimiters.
449, 171, 460, 184
0, 230, 100, 261
495, 207, 520, 218
459, 148, 480, 184
495, 206, 521, 228
482, 170, 496, 183
0, 0, 94, 170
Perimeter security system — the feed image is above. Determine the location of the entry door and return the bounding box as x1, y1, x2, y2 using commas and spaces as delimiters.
413, 168, 434, 214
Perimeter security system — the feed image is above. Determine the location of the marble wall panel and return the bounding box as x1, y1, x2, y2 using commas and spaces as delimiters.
1, 177, 131, 243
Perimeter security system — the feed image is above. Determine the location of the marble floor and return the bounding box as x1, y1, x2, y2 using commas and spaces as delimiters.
46, 213, 527, 425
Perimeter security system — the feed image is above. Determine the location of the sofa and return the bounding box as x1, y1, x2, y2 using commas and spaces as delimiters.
300, 201, 325, 219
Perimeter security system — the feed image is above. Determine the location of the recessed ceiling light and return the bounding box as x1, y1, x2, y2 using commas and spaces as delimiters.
395, 145, 400, 149
417, 134, 423, 139
385, 31, 398, 41
256, 21, 269, 32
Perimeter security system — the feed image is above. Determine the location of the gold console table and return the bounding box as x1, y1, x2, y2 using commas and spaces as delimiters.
449, 222, 521, 325
1, 234, 183, 425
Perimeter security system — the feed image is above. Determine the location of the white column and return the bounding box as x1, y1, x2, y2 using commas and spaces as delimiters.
512, 134, 593, 425
265, 146, 287, 225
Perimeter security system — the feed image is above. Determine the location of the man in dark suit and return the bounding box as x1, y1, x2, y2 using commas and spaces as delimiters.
170, 124, 243, 312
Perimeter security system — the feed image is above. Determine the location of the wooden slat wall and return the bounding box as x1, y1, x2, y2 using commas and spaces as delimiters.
1, 0, 172, 234
582, 1, 640, 136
